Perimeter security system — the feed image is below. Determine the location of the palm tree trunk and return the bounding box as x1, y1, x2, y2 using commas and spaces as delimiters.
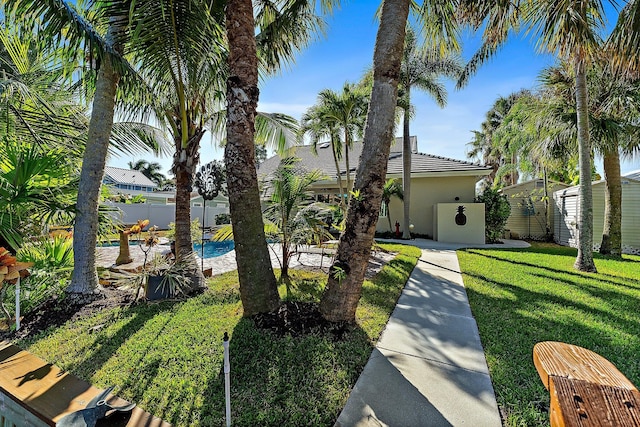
68, 24, 122, 295
402, 103, 411, 239
173, 130, 206, 290
345, 135, 351, 197
573, 60, 597, 272
225, 0, 280, 316
319, 0, 409, 323
331, 136, 346, 211
543, 166, 552, 239
600, 147, 622, 257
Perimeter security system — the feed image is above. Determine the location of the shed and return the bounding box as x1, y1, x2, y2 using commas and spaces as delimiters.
500, 179, 570, 239
553, 175, 640, 255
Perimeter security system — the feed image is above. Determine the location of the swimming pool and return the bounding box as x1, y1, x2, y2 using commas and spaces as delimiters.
194, 240, 235, 259
99, 240, 235, 259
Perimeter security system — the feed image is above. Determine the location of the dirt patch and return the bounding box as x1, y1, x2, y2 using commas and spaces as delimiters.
6, 287, 135, 341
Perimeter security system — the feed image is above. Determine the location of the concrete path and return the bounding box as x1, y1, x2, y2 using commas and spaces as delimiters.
336, 239, 530, 427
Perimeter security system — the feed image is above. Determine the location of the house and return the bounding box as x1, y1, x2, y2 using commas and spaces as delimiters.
257, 137, 492, 244
500, 179, 570, 239
553, 172, 640, 254
103, 166, 173, 204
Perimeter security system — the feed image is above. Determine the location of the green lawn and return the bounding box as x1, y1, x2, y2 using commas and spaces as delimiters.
18, 243, 420, 427
458, 242, 640, 427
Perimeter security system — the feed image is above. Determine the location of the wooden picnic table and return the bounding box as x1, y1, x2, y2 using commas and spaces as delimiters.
0, 341, 171, 426
533, 341, 640, 426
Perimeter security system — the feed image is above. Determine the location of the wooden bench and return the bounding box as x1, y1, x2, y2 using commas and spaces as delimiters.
0, 341, 171, 426
533, 341, 640, 426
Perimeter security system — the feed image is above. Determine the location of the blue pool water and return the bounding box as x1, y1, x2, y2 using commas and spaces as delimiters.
99, 240, 235, 258
194, 240, 235, 259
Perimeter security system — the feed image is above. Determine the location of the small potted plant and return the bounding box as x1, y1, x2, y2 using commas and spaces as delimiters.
144, 253, 194, 300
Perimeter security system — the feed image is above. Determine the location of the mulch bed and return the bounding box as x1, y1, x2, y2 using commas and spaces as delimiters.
252, 301, 351, 340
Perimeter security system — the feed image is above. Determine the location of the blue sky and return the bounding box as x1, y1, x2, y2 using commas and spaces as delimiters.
109, 0, 639, 178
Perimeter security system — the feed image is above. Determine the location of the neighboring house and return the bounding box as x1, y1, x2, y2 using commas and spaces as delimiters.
103, 166, 173, 204
500, 179, 570, 239
257, 137, 492, 243
553, 173, 640, 254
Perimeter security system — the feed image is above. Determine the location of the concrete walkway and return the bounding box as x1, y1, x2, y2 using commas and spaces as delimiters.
336, 238, 530, 427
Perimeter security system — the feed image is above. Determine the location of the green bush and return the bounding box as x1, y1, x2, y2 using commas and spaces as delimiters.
476, 188, 511, 243
215, 213, 231, 225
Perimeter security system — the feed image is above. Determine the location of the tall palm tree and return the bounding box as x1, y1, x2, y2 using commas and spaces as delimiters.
225, 0, 337, 316
399, 26, 463, 238
300, 96, 343, 211
319, 0, 412, 323
319, 0, 469, 322
4, 0, 144, 295
522, 0, 615, 272
316, 83, 369, 200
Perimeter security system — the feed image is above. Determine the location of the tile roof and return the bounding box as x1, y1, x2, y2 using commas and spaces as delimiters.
257, 136, 490, 181
104, 166, 157, 188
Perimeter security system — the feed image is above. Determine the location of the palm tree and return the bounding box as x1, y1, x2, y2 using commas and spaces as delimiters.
7, 0, 155, 294
319, 0, 412, 323
522, 0, 614, 272
300, 101, 346, 211
381, 178, 403, 232
262, 158, 331, 280
319, 0, 469, 322
5, 2, 169, 296
398, 26, 463, 238
128, 159, 166, 187
316, 83, 369, 201
225, 0, 337, 316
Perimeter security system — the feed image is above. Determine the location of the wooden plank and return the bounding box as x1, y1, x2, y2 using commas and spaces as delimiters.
533, 341, 637, 391
0, 342, 171, 426
550, 377, 640, 427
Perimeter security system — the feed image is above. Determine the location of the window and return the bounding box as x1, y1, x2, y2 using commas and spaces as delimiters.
193, 202, 203, 207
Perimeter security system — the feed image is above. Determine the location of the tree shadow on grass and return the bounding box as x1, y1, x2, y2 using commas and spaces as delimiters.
463, 267, 640, 426
198, 318, 373, 427
462, 248, 640, 289
68, 301, 181, 381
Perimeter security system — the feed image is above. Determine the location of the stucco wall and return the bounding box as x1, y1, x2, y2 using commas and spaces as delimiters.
378, 176, 478, 237
434, 203, 485, 245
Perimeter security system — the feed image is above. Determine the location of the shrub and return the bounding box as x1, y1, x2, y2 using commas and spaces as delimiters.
215, 213, 231, 225
476, 188, 511, 243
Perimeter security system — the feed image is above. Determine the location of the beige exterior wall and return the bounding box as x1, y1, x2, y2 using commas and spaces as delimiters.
434, 203, 485, 244
502, 180, 569, 239
378, 176, 478, 237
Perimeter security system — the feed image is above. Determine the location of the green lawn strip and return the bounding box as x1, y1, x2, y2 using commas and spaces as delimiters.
18, 243, 419, 427
457, 242, 640, 427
